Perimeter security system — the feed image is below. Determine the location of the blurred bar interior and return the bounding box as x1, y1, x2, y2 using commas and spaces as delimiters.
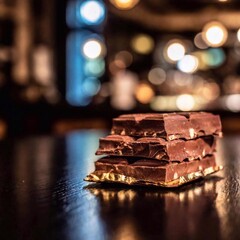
0, 0, 240, 136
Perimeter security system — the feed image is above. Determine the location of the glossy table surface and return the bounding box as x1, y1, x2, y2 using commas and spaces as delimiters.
0, 130, 240, 240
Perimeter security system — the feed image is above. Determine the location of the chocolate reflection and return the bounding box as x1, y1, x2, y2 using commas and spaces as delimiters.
86, 178, 221, 240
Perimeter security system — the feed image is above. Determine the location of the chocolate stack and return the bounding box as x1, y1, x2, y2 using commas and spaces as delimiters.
85, 112, 222, 187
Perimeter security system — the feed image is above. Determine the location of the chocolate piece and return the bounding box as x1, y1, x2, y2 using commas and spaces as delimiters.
85, 155, 221, 187
96, 135, 216, 162
111, 112, 222, 140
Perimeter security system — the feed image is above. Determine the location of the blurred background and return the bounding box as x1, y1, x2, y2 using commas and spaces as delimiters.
0, 0, 240, 137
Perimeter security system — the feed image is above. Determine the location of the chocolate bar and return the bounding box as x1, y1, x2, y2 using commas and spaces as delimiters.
85, 155, 220, 187
111, 112, 222, 140
96, 135, 216, 162
86, 112, 222, 187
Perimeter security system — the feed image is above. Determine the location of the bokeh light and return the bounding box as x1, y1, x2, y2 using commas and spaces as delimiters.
203, 48, 225, 67
201, 82, 220, 101
223, 75, 240, 94
82, 77, 101, 96
173, 71, 193, 86
84, 58, 105, 77
194, 33, 208, 49
114, 51, 133, 68
83, 39, 104, 59
150, 96, 177, 111
177, 55, 199, 73
111, 70, 138, 110
131, 34, 154, 55
67, 0, 106, 28
110, 0, 139, 10
109, 51, 133, 75
225, 94, 240, 112
202, 21, 228, 47
67, 32, 104, 106
80, 1, 106, 25
176, 94, 195, 111
135, 83, 155, 104
237, 29, 240, 42
148, 67, 166, 85
193, 49, 225, 70
194, 52, 208, 70
164, 40, 186, 62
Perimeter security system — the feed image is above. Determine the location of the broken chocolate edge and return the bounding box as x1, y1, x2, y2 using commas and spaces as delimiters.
84, 165, 222, 188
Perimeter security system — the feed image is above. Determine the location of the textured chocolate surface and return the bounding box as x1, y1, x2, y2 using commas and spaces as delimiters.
96, 135, 216, 161
111, 112, 222, 140
92, 155, 217, 183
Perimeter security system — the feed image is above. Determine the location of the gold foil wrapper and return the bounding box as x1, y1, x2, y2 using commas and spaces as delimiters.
85, 165, 223, 188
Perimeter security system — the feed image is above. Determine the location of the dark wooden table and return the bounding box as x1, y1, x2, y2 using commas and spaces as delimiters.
0, 130, 239, 240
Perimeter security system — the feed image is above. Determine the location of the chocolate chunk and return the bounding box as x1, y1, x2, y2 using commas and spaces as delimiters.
85, 155, 219, 187
96, 135, 216, 162
111, 112, 222, 140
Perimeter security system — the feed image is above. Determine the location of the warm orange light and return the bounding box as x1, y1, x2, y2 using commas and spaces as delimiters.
110, 0, 139, 10
131, 34, 154, 54
135, 83, 154, 104
202, 82, 220, 101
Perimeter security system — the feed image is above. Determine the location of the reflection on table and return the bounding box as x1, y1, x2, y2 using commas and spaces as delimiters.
0, 131, 240, 240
